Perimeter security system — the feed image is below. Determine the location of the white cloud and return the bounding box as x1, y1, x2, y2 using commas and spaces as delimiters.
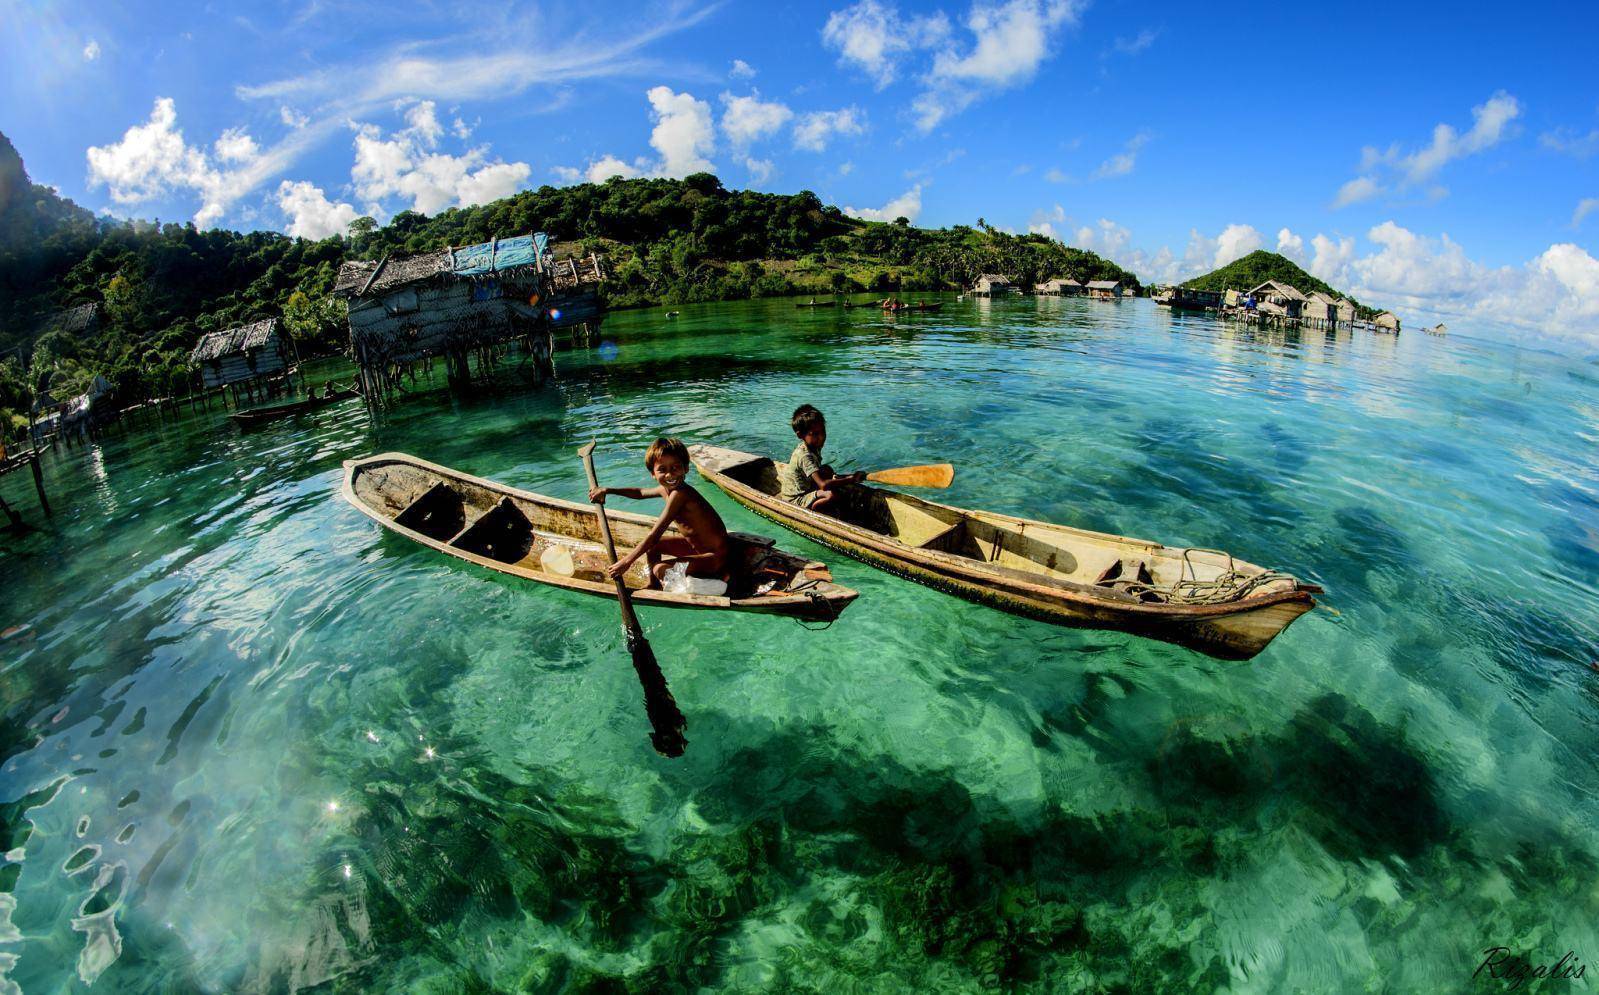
585, 155, 645, 182
277, 180, 359, 239
913, 0, 1083, 131
1541, 127, 1599, 159
838, 161, 854, 175
214, 127, 260, 163
1572, 197, 1599, 229
1190, 223, 1264, 271
821, 0, 949, 88
1310, 233, 1357, 287
1092, 131, 1150, 179
279, 105, 309, 129
844, 184, 922, 222
646, 85, 715, 176
83, 39, 100, 61
1026, 203, 1065, 238
742, 156, 775, 184
85, 97, 293, 228
793, 106, 866, 152
1276, 227, 1305, 262
1336, 92, 1521, 206
1333, 175, 1381, 208
1110, 28, 1157, 55
452, 116, 473, 140
730, 58, 756, 79
1044, 166, 1069, 183
351, 100, 531, 214
720, 92, 793, 148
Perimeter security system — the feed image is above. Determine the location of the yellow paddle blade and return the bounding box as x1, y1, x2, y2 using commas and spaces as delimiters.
864, 463, 955, 488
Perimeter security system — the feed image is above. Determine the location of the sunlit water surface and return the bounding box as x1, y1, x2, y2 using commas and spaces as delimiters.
2, 296, 1597, 992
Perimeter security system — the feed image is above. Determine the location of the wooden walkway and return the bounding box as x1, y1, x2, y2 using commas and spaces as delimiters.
0, 447, 50, 528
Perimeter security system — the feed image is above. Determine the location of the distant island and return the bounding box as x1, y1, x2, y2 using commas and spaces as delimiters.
1181, 250, 1377, 319
0, 129, 1143, 441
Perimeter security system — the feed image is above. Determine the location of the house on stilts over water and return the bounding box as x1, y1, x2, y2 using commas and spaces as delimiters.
333, 233, 604, 400
190, 318, 297, 404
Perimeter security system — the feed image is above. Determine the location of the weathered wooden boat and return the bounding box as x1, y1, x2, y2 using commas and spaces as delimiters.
689, 445, 1321, 659
342, 453, 859, 620
231, 386, 359, 427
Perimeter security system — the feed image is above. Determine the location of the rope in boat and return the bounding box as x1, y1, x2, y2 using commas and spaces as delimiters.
1101, 547, 1298, 606
793, 589, 839, 631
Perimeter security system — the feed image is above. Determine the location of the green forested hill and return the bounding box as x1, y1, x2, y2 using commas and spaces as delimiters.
0, 131, 1140, 438
1182, 250, 1369, 313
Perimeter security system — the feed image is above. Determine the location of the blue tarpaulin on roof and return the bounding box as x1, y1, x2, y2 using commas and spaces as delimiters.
450, 233, 549, 276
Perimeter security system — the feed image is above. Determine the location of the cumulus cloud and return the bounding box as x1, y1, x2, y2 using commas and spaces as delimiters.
213, 127, 260, 163
86, 97, 291, 228
793, 106, 866, 152
83, 39, 100, 61
844, 184, 922, 222
821, 0, 949, 88
279, 105, 309, 129
646, 85, 715, 176
277, 180, 359, 239
1335, 92, 1521, 207
742, 156, 775, 184
913, 0, 1083, 131
1276, 227, 1305, 262
729, 58, 756, 79
1092, 131, 1150, 179
351, 99, 531, 214
555, 87, 715, 183
720, 92, 793, 148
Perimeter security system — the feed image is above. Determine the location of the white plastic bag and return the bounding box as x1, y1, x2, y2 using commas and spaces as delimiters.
661, 561, 727, 596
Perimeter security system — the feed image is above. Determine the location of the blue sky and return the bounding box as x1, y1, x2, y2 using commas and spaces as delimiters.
3, 0, 1597, 344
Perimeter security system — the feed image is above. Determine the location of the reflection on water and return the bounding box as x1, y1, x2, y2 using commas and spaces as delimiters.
1, 298, 1597, 990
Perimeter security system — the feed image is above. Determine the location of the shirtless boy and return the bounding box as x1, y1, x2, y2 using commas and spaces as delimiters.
588, 437, 730, 587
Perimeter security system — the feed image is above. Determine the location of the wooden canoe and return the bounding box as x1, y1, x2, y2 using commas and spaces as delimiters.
689, 445, 1321, 659
795, 301, 836, 308
342, 453, 859, 620
231, 386, 358, 427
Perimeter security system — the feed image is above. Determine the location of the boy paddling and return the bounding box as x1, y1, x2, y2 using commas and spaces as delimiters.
589, 437, 730, 588
779, 404, 863, 515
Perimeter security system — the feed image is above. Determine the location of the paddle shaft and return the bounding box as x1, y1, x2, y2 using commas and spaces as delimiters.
579, 445, 642, 633
578, 442, 688, 758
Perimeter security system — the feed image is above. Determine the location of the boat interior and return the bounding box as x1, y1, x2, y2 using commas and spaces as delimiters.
718, 456, 1263, 602
354, 461, 818, 598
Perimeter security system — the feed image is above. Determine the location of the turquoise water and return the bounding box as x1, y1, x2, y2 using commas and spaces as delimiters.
2, 296, 1597, 991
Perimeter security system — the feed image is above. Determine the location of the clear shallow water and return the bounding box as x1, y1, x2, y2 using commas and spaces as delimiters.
2, 297, 1597, 992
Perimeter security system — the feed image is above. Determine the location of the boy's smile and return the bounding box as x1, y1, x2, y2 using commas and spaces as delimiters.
652, 456, 687, 491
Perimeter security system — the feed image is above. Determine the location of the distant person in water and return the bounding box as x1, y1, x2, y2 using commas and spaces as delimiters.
780, 404, 863, 515
589, 437, 729, 588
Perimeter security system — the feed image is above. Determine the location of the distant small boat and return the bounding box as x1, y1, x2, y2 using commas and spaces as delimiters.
231, 385, 358, 427
665, 311, 680, 318
342, 453, 858, 619
796, 300, 836, 308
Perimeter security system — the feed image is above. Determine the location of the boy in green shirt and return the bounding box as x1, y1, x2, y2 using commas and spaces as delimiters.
779, 404, 863, 514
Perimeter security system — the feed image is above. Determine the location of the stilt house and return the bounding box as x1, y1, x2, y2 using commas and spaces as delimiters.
1245, 281, 1306, 319
1374, 311, 1401, 333
1086, 280, 1122, 300
1034, 277, 1083, 297
334, 233, 604, 396
971, 274, 1015, 297
191, 318, 292, 389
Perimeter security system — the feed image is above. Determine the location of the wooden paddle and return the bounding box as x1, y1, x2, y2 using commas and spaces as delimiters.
863, 463, 955, 488
578, 442, 688, 758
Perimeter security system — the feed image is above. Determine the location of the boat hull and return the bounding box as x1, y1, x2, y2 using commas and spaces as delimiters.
690, 445, 1317, 659
342, 453, 858, 620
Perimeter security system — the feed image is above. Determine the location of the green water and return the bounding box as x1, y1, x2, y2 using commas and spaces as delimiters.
2, 296, 1597, 992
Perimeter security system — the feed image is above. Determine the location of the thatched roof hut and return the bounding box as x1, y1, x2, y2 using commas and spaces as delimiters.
1034, 277, 1083, 296
971, 274, 1015, 297
190, 318, 291, 388
334, 233, 604, 395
